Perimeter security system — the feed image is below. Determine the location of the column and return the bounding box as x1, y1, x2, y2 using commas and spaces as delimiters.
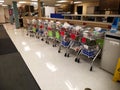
12, 1, 20, 29
38, 0, 42, 18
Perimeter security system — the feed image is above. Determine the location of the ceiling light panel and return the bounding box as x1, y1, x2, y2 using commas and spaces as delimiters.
18, 1, 27, 4
0, 0, 4, 4
55, 4, 61, 6
56, 0, 69, 3
74, 1, 82, 4
31, 0, 37, 1
2, 4, 8, 6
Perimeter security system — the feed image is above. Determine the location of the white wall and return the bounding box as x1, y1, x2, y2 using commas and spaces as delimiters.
4, 7, 10, 22
0, 6, 9, 23
45, 6, 55, 17
75, 2, 99, 14
86, 6, 95, 14
0, 6, 5, 23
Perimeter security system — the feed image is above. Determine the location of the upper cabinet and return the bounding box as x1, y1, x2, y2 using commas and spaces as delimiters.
99, 0, 120, 11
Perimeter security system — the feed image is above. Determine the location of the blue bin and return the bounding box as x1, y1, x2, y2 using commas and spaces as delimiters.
62, 41, 70, 47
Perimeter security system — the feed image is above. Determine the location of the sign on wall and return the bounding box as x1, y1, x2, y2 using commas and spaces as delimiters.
9, 9, 13, 16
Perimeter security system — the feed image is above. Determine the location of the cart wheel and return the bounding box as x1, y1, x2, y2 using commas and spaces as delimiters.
58, 50, 60, 53
64, 53, 67, 57
77, 59, 80, 63
53, 44, 56, 47
41, 38, 44, 41
53, 45, 54, 47
38, 37, 40, 39
26, 34, 28, 36
45, 41, 49, 44
45, 41, 47, 43
67, 54, 69, 57
90, 66, 92, 71
75, 58, 77, 62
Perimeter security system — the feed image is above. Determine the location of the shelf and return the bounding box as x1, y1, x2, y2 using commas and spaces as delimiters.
63, 14, 120, 23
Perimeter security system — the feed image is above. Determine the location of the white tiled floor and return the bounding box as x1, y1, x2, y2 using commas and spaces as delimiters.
4, 24, 120, 90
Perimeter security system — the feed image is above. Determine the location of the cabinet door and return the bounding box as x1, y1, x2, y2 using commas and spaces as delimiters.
100, 0, 119, 10
109, 0, 119, 10
99, 0, 108, 10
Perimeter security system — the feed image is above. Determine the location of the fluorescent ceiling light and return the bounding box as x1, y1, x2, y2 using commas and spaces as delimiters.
31, 2, 37, 5
18, 1, 27, 4
0, 3, 3, 4
30, 0, 38, 2
0, 0, 4, 3
56, 0, 68, 3
55, 4, 61, 6
2, 4, 8, 6
74, 1, 82, 4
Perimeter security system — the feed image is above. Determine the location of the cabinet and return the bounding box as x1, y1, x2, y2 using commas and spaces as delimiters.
100, 0, 120, 11
101, 32, 120, 74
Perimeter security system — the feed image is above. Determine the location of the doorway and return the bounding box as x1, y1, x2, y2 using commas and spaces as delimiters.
77, 6, 83, 14
77, 6, 83, 20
